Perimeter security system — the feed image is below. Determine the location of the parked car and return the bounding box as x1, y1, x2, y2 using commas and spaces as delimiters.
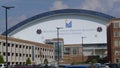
0, 64, 6, 68
98, 65, 109, 68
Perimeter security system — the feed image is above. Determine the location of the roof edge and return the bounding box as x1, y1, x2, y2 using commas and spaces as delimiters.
1, 9, 115, 35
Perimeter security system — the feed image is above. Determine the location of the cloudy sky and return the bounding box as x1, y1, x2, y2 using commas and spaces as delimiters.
0, 0, 120, 34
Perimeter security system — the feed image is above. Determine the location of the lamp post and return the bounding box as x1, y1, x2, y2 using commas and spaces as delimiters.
2, 6, 14, 68
56, 27, 63, 65
81, 36, 86, 63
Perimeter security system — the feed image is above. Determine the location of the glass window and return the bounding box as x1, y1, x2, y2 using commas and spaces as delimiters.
29, 54, 31, 57
26, 54, 28, 57
12, 44, 14, 47
23, 45, 25, 48
3, 43, 5, 46
64, 47, 70, 55
19, 45, 21, 48
16, 53, 18, 56
19, 53, 22, 57
26, 46, 28, 49
12, 53, 14, 56
115, 50, 119, 55
29, 46, 31, 49
3, 52, 5, 56
8, 52, 10, 56
16, 44, 18, 48
8, 43, 10, 47
114, 32, 119, 37
114, 22, 119, 28
116, 59, 119, 63
114, 40, 119, 46
73, 47, 78, 55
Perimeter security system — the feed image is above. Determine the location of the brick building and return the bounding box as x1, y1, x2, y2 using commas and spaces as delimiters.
107, 18, 120, 63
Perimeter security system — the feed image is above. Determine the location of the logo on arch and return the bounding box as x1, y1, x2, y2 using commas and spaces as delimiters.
65, 19, 72, 28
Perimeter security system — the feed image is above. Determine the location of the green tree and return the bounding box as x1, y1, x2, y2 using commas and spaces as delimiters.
0, 54, 5, 63
44, 58, 48, 65
26, 57, 31, 65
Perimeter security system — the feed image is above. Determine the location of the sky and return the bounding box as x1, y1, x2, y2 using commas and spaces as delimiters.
0, 0, 120, 34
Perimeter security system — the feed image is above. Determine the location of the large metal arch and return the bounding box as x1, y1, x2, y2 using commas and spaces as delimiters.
1, 9, 115, 35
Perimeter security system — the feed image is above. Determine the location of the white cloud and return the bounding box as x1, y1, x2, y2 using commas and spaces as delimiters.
80, 0, 104, 11
50, 0, 69, 10
80, 0, 120, 12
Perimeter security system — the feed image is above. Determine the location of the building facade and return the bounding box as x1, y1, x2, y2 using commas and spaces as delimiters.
45, 38, 64, 62
0, 36, 55, 65
62, 44, 83, 64
107, 18, 120, 63
1, 9, 116, 64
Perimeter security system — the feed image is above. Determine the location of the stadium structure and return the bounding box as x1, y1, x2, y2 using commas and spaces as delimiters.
1, 9, 115, 64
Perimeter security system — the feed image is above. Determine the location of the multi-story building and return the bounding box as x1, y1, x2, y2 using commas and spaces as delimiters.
107, 18, 120, 63
45, 38, 64, 62
0, 36, 55, 65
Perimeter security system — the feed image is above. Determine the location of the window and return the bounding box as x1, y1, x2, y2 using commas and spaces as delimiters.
114, 22, 119, 28
8, 52, 10, 56
115, 50, 119, 55
29, 54, 31, 57
16, 44, 18, 48
12, 53, 14, 56
116, 59, 119, 63
16, 53, 18, 56
35, 55, 37, 58
23, 54, 25, 57
26, 46, 28, 49
114, 40, 119, 46
19, 53, 22, 57
3, 43, 5, 46
8, 43, 10, 47
12, 44, 14, 47
64, 47, 70, 55
3, 52, 5, 56
19, 45, 21, 48
38, 48, 39, 50
29, 46, 31, 49
23, 45, 25, 48
26, 54, 28, 57
73, 47, 78, 55
114, 32, 119, 37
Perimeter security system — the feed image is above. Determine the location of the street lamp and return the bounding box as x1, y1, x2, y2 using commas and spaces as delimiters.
56, 27, 63, 65
2, 6, 14, 67
81, 36, 86, 63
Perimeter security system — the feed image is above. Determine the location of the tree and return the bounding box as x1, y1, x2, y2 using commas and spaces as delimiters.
44, 58, 48, 65
0, 54, 5, 63
26, 57, 31, 65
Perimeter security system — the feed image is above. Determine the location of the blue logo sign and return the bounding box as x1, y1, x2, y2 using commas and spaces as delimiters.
65, 20, 72, 28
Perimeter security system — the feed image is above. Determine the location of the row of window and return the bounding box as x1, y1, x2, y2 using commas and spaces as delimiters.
6, 62, 26, 65
35, 54, 53, 59
0, 52, 53, 59
0, 42, 32, 49
0, 42, 53, 52
64, 47, 79, 55
35, 47, 53, 52
1, 52, 32, 57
